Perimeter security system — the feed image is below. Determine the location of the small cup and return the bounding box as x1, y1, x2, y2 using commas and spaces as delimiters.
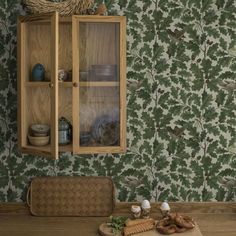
160, 201, 170, 217
141, 207, 150, 219
141, 200, 151, 219
131, 205, 141, 219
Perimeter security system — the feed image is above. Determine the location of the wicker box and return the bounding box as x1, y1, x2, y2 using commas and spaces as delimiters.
27, 176, 115, 216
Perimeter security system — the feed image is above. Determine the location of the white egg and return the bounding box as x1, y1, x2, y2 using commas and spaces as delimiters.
160, 201, 170, 211
141, 199, 151, 209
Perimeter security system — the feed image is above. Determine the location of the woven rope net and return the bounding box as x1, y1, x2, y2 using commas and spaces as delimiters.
23, 0, 94, 16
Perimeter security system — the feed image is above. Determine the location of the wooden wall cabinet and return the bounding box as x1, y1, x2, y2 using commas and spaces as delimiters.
17, 12, 126, 159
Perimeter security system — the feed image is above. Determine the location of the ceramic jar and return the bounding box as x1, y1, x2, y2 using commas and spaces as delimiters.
31, 63, 45, 81
58, 117, 72, 145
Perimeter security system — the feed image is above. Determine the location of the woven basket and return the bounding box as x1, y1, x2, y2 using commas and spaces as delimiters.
23, 0, 94, 16
27, 176, 115, 216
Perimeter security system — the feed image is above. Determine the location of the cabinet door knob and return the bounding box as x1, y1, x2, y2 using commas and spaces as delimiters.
73, 82, 79, 87
49, 83, 54, 88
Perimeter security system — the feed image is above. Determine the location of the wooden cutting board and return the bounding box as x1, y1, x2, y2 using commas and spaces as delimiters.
134, 225, 203, 236
98, 223, 203, 236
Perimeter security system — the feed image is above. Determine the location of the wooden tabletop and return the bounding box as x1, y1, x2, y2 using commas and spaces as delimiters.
0, 202, 235, 236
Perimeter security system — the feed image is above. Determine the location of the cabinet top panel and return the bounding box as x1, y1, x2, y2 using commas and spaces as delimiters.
19, 14, 126, 23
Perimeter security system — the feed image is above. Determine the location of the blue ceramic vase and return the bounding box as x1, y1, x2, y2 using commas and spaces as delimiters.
31, 63, 45, 81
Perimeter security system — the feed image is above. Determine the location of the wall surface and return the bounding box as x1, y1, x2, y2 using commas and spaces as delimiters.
0, 0, 236, 202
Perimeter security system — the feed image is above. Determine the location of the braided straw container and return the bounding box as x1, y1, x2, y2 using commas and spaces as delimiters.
23, 0, 94, 16
27, 176, 115, 216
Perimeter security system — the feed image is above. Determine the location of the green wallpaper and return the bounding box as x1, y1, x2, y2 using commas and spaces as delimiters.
0, 0, 236, 202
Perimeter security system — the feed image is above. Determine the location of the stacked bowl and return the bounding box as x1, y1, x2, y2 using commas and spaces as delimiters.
28, 124, 50, 146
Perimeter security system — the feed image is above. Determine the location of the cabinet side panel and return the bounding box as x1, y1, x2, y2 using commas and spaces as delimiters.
51, 12, 59, 159
17, 20, 24, 148
18, 21, 31, 148
72, 17, 80, 153
119, 17, 127, 152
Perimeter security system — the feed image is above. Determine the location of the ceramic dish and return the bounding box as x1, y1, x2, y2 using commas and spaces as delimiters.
30, 124, 50, 135
90, 65, 117, 81
79, 71, 88, 81
92, 114, 119, 146
28, 135, 50, 146
80, 132, 91, 145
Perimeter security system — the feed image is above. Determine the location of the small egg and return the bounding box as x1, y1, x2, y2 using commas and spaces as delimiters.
160, 201, 170, 211
141, 199, 151, 209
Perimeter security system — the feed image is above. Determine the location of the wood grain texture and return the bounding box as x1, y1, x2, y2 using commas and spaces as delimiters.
50, 11, 59, 159
79, 22, 117, 71
119, 16, 127, 153
72, 15, 79, 154
59, 87, 72, 122
18, 15, 126, 156
27, 23, 51, 81
19, 13, 56, 23
17, 18, 24, 148
26, 87, 51, 126
130, 225, 202, 236
59, 22, 72, 71
0, 203, 236, 236
18, 12, 59, 158
112, 202, 236, 214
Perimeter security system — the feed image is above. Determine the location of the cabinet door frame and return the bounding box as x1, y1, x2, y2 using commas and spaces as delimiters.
17, 12, 59, 159
72, 16, 126, 154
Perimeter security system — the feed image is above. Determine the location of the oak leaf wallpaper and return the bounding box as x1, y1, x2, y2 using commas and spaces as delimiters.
0, 0, 236, 202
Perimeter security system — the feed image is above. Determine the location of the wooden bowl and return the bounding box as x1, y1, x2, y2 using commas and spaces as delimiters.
28, 134, 50, 146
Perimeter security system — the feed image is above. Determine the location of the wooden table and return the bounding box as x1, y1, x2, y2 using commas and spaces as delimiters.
0, 202, 235, 236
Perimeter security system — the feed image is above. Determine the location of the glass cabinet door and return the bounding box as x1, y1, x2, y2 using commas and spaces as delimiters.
18, 12, 59, 158
72, 16, 126, 153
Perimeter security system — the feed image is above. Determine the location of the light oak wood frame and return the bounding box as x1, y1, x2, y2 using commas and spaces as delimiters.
18, 14, 126, 158
17, 12, 59, 159
72, 16, 126, 154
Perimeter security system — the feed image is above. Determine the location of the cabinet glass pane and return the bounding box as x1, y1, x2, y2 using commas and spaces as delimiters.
79, 22, 119, 82
78, 22, 121, 147
22, 21, 53, 153
79, 86, 120, 147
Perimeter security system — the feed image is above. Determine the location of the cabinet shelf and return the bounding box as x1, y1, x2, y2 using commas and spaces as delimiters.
79, 81, 119, 87
59, 144, 72, 152
25, 82, 50, 87
21, 145, 51, 157
22, 144, 73, 154
25, 81, 120, 87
